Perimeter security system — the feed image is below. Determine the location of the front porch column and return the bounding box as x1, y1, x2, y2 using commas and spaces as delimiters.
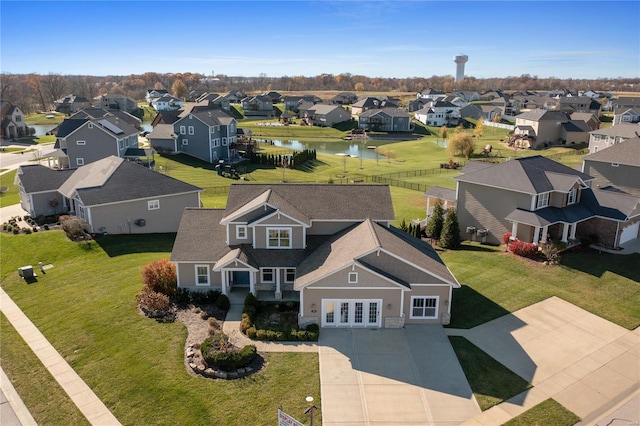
511, 222, 518, 238
569, 223, 577, 240
221, 270, 228, 296
561, 223, 570, 243
540, 225, 549, 243
275, 269, 282, 300
533, 226, 541, 245
249, 271, 256, 296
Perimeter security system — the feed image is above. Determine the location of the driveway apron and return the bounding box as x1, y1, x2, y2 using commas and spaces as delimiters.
318, 325, 480, 425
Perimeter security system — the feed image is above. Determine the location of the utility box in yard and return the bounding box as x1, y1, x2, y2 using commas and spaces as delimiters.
18, 265, 34, 278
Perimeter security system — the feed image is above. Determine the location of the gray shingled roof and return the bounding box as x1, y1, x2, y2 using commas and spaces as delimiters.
56, 118, 89, 138
224, 184, 395, 223
589, 123, 640, 138
424, 186, 456, 202
171, 209, 231, 262
516, 109, 568, 122
16, 165, 74, 193
583, 137, 640, 167
455, 156, 593, 194
294, 219, 458, 289
359, 107, 409, 118
148, 123, 176, 140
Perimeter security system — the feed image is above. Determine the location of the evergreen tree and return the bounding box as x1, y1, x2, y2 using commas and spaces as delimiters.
425, 198, 444, 239
399, 218, 408, 232
440, 208, 461, 249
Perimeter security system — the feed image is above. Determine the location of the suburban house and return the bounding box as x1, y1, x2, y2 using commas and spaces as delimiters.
513, 109, 590, 149
302, 104, 350, 127
358, 108, 412, 132
454, 155, 640, 249
459, 104, 502, 122
52, 116, 140, 169
588, 123, 640, 154
557, 96, 601, 115
195, 94, 231, 112
408, 98, 430, 113
223, 90, 247, 103
582, 137, 640, 194
241, 95, 274, 117
414, 101, 461, 127
16, 156, 201, 234
1, 99, 27, 139
417, 88, 445, 101
570, 112, 601, 131
170, 184, 460, 328
93, 94, 139, 114
350, 97, 383, 117
263, 91, 282, 103
331, 92, 357, 105
152, 94, 184, 111
613, 108, 640, 126
146, 89, 169, 103
54, 94, 91, 114
148, 110, 237, 163
66, 108, 142, 129
453, 91, 480, 103
283, 95, 322, 112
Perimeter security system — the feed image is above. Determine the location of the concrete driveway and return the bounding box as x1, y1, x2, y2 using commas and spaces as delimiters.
318, 325, 480, 425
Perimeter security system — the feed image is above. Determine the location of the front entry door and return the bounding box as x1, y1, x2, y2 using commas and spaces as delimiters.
322, 299, 381, 327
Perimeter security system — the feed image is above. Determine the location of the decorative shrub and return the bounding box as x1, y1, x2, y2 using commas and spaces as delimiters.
240, 313, 252, 333
509, 241, 538, 258
216, 294, 230, 311
439, 208, 461, 249
136, 287, 171, 317
200, 334, 257, 372
60, 216, 90, 240
502, 232, 512, 245
425, 199, 444, 239
246, 327, 257, 339
141, 259, 177, 297
23, 228, 32, 234
306, 323, 320, 333
12, 228, 19, 234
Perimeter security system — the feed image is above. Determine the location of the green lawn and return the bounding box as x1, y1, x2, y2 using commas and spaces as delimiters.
441, 243, 640, 330
24, 112, 65, 125
502, 399, 580, 426
0, 231, 320, 425
138, 102, 157, 124
449, 336, 531, 410
0, 170, 20, 207
4, 135, 56, 145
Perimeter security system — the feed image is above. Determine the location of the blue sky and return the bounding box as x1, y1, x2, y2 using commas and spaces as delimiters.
1, 1, 638, 79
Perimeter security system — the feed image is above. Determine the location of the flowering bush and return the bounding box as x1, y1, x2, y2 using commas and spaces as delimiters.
502, 232, 512, 245
509, 241, 538, 258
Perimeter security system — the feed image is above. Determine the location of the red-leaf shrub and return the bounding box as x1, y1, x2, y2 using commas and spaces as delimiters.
509, 241, 538, 258
502, 232, 512, 245
136, 287, 171, 316
141, 259, 177, 296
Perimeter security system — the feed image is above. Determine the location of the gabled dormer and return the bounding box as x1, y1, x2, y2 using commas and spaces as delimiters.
531, 172, 591, 210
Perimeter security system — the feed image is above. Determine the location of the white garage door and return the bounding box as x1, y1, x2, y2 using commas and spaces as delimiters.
322, 299, 382, 328
620, 222, 639, 245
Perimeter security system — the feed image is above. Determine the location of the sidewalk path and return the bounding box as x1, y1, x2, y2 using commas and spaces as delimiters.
1, 367, 37, 426
0, 287, 121, 425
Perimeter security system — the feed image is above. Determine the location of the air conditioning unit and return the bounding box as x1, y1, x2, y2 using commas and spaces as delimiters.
134, 219, 146, 227
18, 265, 34, 278
466, 226, 476, 234
476, 229, 488, 237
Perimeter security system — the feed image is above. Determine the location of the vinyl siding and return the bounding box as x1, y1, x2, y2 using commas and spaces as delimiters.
583, 161, 640, 189
64, 125, 119, 167
176, 262, 221, 290
359, 251, 448, 285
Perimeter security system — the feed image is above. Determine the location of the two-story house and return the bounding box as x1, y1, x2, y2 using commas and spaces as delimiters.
358, 108, 412, 132
54, 94, 91, 114
414, 101, 461, 127
241, 95, 274, 117
417, 88, 446, 101
1, 99, 27, 139
557, 96, 601, 115
613, 108, 640, 126
302, 104, 350, 127
514, 109, 590, 148
283, 95, 322, 113
587, 123, 640, 154
146, 89, 169, 103
152, 94, 184, 111
171, 184, 461, 328
93, 94, 139, 114
53, 116, 140, 168
454, 156, 639, 249
170, 110, 237, 163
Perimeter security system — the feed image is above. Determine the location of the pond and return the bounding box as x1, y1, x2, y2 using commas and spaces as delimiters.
30, 124, 58, 136
256, 139, 392, 159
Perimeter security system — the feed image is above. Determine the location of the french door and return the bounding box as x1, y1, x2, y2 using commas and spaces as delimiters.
322, 299, 381, 327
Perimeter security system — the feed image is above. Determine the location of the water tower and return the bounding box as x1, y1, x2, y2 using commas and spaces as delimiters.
454, 55, 468, 82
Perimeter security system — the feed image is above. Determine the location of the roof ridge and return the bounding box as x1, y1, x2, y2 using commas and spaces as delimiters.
366, 219, 381, 249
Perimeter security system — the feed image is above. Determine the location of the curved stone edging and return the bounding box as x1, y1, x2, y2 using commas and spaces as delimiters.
185, 344, 263, 380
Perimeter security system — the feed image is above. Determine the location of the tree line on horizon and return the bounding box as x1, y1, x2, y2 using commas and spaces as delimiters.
1, 71, 638, 114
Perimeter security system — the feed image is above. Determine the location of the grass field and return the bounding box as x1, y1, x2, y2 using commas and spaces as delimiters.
138, 102, 157, 123
0, 169, 19, 207
502, 399, 580, 426
449, 336, 531, 410
0, 231, 320, 425
24, 112, 65, 125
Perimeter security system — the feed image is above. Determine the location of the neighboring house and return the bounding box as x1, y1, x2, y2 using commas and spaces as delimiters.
417, 88, 445, 100
147, 124, 178, 153
587, 123, 640, 154
611, 96, 640, 111
413, 101, 460, 127
331, 92, 357, 105
1, 99, 27, 139
424, 186, 456, 219
583, 137, 640, 194
68, 108, 142, 129
302, 104, 351, 127
54, 94, 91, 114
170, 110, 237, 163
93, 94, 138, 114
358, 108, 412, 132
613, 108, 640, 126
223, 91, 247, 103
454, 156, 640, 249
351, 97, 383, 116
16, 156, 201, 234
263, 91, 282, 103
408, 98, 430, 113
453, 91, 480, 102
459, 104, 502, 122
241, 95, 274, 117
514, 109, 589, 148
150, 109, 181, 127
283, 95, 322, 112
53, 116, 140, 168
152, 94, 184, 111
570, 112, 601, 131
170, 183, 460, 328
557, 96, 601, 115
146, 89, 169, 103
478, 90, 505, 101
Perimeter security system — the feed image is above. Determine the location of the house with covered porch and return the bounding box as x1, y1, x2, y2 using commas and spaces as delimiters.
454, 156, 640, 249
171, 184, 461, 328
